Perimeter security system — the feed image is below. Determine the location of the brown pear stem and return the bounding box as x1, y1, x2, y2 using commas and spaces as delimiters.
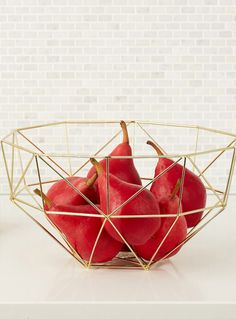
86, 172, 98, 187
120, 120, 129, 144
170, 179, 181, 199
147, 140, 165, 156
90, 158, 104, 175
34, 188, 53, 209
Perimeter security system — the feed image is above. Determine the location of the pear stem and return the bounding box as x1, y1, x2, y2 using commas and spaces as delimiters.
120, 120, 129, 144
147, 140, 164, 156
90, 158, 104, 175
170, 179, 181, 199
34, 188, 53, 209
86, 172, 98, 187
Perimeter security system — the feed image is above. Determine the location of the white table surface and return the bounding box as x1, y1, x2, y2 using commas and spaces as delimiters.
0, 195, 236, 305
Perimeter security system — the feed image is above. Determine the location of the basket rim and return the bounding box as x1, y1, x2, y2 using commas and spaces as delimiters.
1, 120, 235, 159
1, 139, 235, 158
4, 119, 236, 137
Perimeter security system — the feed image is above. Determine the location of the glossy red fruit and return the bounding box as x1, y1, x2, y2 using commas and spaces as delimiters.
147, 141, 206, 228
46, 174, 99, 207
87, 121, 142, 186
50, 205, 122, 263
134, 183, 187, 261
90, 158, 161, 246
34, 190, 122, 263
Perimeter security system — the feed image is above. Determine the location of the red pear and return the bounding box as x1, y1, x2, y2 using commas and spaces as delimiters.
134, 181, 187, 261
147, 141, 207, 228
90, 158, 161, 246
121, 244, 130, 252
87, 121, 142, 186
46, 174, 99, 208
34, 189, 122, 263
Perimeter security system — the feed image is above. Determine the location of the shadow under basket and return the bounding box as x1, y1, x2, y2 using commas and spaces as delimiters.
1, 120, 236, 270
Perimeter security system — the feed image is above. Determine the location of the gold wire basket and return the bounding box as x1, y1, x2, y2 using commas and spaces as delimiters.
1, 120, 236, 270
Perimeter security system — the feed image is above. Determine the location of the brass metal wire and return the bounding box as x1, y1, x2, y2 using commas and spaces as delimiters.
1, 120, 235, 270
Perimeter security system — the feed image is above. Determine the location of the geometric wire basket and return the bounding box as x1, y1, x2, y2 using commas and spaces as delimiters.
1, 120, 236, 270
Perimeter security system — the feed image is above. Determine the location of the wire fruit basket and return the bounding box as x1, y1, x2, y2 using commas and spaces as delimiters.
1, 120, 235, 270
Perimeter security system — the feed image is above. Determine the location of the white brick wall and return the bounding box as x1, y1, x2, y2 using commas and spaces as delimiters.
0, 1, 236, 194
